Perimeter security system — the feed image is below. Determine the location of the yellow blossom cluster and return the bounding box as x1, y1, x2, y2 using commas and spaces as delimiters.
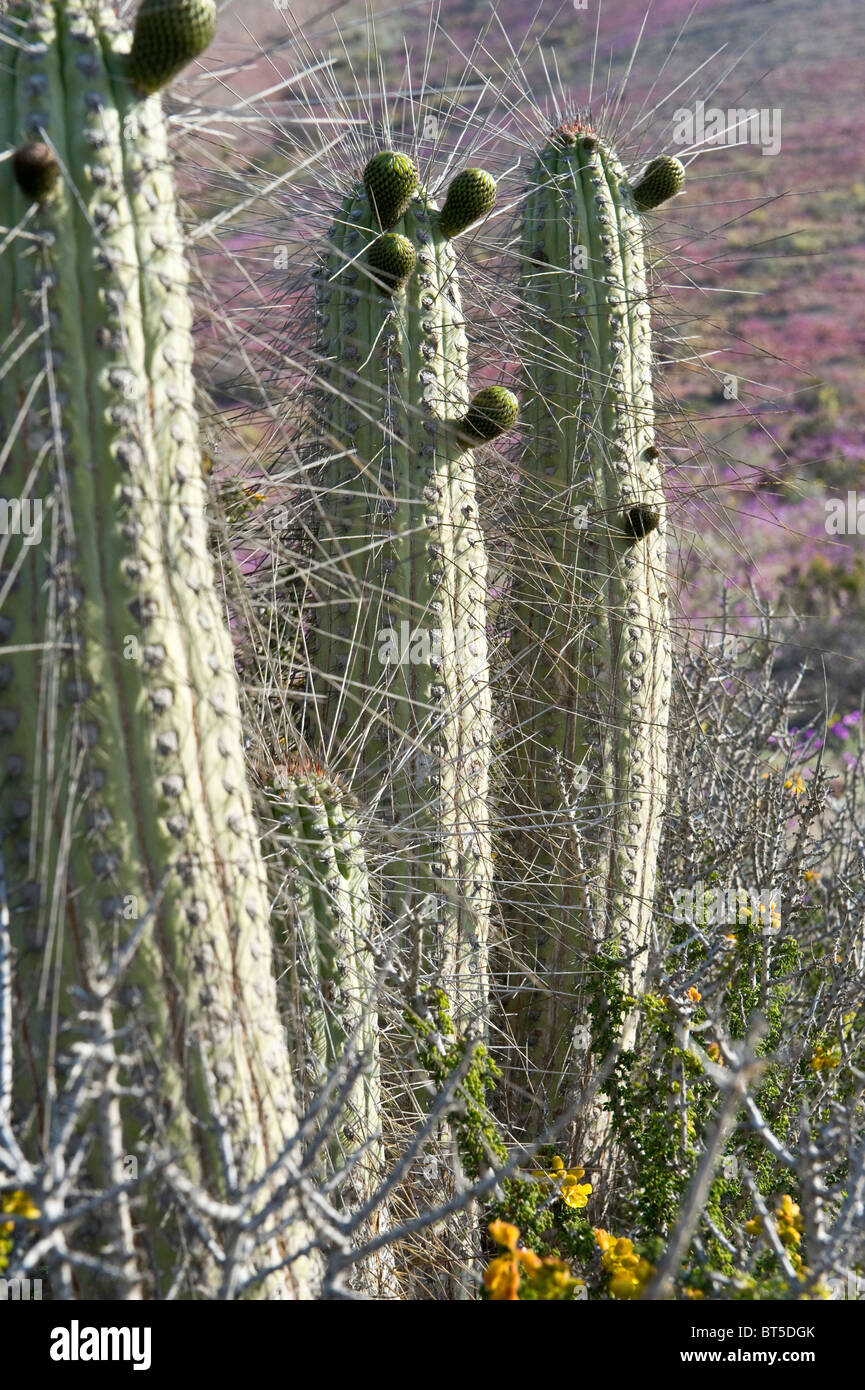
810, 1042, 841, 1072
593, 1228, 654, 1299
483, 1221, 583, 1300
755, 900, 782, 932
744, 1195, 803, 1255
775, 1195, 803, 1248
0, 1190, 40, 1273
531, 1154, 593, 1210
784, 774, 807, 797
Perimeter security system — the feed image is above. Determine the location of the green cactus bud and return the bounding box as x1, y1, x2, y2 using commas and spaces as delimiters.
362, 150, 418, 229
631, 154, 685, 210
437, 168, 497, 238
623, 503, 661, 540
127, 0, 216, 96
12, 142, 59, 201
458, 386, 519, 444
367, 231, 417, 294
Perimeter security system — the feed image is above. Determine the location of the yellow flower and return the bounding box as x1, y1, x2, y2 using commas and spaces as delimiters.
484, 1221, 542, 1299
683, 1286, 705, 1299
488, 1219, 520, 1252
687, 987, 701, 1004
533, 1154, 592, 1210
810, 1043, 841, 1072
0, 1190, 39, 1236
802, 869, 818, 883
775, 1195, 803, 1239
744, 1214, 763, 1237
484, 1253, 522, 1300
593, 1229, 653, 1298
785, 774, 806, 797
707, 1042, 722, 1063
755, 900, 781, 930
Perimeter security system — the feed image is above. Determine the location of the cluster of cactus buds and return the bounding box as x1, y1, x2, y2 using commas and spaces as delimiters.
307, 148, 516, 1035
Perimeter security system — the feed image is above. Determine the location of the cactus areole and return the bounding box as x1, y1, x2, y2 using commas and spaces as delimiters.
506, 125, 673, 1135
0, 0, 314, 1296
309, 153, 517, 1029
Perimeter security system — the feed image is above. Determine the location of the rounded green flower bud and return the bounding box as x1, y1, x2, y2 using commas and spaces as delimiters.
631, 155, 685, 211
127, 0, 217, 96
438, 168, 497, 238
367, 233, 417, 295
622, 503, 661, 541
362, 151, 418, 230
12, 142, 59, 201
458, 386, 519, 444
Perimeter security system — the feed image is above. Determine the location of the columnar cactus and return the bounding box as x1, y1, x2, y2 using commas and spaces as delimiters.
504, 122, 676, 1143
307, 151, 517, 1031
0, 0, 315, 1296
267, 763, 380, 1201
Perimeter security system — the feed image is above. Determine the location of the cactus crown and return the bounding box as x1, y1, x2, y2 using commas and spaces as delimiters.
127, 0, 216, 96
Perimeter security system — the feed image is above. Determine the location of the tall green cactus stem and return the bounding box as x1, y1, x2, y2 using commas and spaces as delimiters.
505, 126, 673, 1148
0, 0, 314, 1296
268, 765, 381, 1203
308, 156, 516, 1033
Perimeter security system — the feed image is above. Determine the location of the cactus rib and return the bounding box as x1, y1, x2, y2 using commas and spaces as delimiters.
269, 765, 381, 1199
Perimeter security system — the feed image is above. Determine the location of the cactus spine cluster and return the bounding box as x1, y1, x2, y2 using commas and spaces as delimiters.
308, 152, 516, 1030
504, 125, 674, 1140
0, 0, 315, 1296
